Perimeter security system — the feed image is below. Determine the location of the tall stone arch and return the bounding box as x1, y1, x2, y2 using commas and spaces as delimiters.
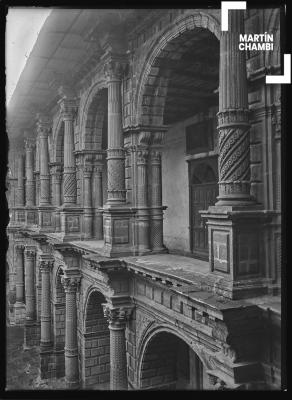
134, 12, 220, 126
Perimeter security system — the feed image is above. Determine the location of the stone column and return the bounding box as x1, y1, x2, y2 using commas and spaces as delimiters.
51, 163, 62, 231
103, 305, 133, 390
200, 9, 269, 300
37, 115, 51, 206
16, 154, 25, 207
60, 98, 77, 206
83, 156, 93, 239
15, 245, 25, 304
137, 148, 150, 253
104, 59, 126, 205
14, 245, 25, 324
216, 10, 252, 206
149, 143, 165, 252
61, 275, 80, 389
24, 139, 35, 207
92, 160, 103, 239
24, 248, 36, 321
40, 259, 53, 350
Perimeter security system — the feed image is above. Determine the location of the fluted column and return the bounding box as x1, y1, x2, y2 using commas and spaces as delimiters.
24, 248, 36, 321
37, 115, 51, 206
217, 10, 252, 205
40, 259, 53, 349
60, 99, 77, 206
92, 161, 103, 239
83, 158, 93, 239
25, 139, 35, 207
104, 59, 126, 205
149, 148, 164, 251
137, 149, 150, 252
16, 154, 25, 207
62, 275, 80, 388
103, 305, 133, 390
15, 245, 25, 304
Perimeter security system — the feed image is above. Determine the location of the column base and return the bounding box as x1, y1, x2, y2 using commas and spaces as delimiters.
101, 206, 135, 257
24, 320, 40, 348
14, 302, 26, 325
200, 204, 272, 300
40, 347, 55, 380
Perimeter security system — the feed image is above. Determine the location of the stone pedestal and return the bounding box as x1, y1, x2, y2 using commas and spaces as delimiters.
38, 206, 55, 232
62, 275, 81, 389
201, 10, 269, 299
60, 206, 83, 241
103, 305, 133, 390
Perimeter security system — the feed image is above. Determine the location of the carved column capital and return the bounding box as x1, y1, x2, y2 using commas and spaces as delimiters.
39, 259, 54, 273
102, 304, 133, 329
104, 58, 126, 81
61, 276, 81, 293
24, 138, 35, 151
137, 149, 149, 165
24, 247, 36, 259
36, 114, 51, 138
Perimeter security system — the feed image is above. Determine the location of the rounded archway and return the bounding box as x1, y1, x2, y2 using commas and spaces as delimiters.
81, 289, 110, 389
138, 331, 212, 390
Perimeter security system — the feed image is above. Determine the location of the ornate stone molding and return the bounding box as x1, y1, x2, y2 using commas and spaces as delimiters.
36, 114, 51, 138
61, 276, 81, 293
102, 304, 133, 329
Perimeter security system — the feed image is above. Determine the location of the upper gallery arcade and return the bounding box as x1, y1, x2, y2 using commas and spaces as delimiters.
6, 8, 281, 390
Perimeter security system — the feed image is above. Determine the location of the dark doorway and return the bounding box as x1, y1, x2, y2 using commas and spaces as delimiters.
189, 159, 218, 259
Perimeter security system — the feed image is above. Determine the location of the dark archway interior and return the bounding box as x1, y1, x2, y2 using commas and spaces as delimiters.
140, 332, 205, 390
161, 29, 219, 125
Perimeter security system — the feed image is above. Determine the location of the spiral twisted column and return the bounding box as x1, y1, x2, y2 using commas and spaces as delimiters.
37, 114, 51, 206
24, 139, 35, 207
61, 275, 81, 388
217, 10, 252, 205
103, 305, 133, 390
104, 59, 126, 205
60, 99, 77, 206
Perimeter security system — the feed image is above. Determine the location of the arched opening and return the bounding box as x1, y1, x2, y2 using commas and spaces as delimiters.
139, 332, 211, 390
52, 268, 65, 378
81, 290, 110, 389
139, 20, 220, 256
81, 87, 108, 239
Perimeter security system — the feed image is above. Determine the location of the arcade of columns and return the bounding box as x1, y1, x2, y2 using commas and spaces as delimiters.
7, 10, 276, 390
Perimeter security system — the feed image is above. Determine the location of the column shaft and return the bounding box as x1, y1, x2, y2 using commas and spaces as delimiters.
105, 61, 126, 205
217, 10, 252, 205
16, 154, 25, 207
137, 149, 150, 252
62, 277, 80, 388
25, 141, 35, 207
83, 167, 93, 238
93, 165, 103, 239
109, 327, 128, 390
15, 246, 24, 303
24, 249, 36, 321
38, 121, 51, 206
63, 113, 77, 205
40, 261, 53, 348
149, 150, 164, 251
